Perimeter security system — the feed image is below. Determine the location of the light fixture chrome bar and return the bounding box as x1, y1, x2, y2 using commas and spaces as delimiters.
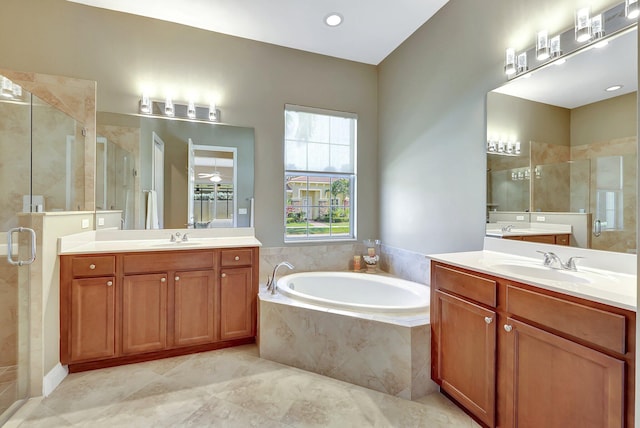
505, 1, 636, 80
138, 99, 221, 122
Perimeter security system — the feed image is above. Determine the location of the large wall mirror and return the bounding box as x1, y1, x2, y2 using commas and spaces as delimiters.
96, 112, 254, 229
487, 25, 637, 254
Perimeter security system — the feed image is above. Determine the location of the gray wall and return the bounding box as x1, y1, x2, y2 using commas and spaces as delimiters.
377, 0, 621, 255
1, 0, 378, 247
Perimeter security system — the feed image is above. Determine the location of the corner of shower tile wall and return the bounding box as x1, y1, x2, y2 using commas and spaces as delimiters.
258, 243, 430, 285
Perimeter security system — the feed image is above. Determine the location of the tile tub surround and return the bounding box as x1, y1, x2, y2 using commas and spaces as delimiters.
6, 345, 478, 428
260, 243, 430, 285
259, 290, 436, 400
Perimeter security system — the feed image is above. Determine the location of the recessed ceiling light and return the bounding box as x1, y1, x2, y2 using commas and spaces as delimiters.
325, 13, 343, 27
605, 85, 623, 92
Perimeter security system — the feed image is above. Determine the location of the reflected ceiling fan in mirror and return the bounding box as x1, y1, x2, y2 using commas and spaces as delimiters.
198, 158, 222, 182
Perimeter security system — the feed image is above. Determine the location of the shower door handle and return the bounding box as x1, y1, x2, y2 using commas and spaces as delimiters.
592, 219, 602, 237
6, 227, 36, 266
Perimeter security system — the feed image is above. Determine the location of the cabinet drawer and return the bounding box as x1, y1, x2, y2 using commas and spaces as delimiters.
123, 251, 214, 274
71, 256, 115, 277
506, 285, 626, 354
221, 249, 253, 267
555, 234, 570, 245
433, 264, 497, 307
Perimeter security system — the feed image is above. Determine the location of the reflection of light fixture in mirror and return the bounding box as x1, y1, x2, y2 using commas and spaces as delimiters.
187, 100, 196, 119
550, 35, 562, 58
11, 83, 21, 99
140, 93, 151, 113
534, 166, 542, 178
515, 141, 521, 155
536, 30, 550, 60
209, 104, 219, 122
606, 84, 623, 92
591, 14, 605, 38
517, 52, 527, 73
575, 7, 591, 42
164, 97, 174, 116
1, 77, 13, 98
627, 0, 639, 19
505, 48, 516, 75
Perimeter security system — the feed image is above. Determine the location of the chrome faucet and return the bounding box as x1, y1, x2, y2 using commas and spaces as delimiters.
501, 224, 514, 232
536, 251, 583, 271
266, 261, 294, 295
169, 232, 189, 242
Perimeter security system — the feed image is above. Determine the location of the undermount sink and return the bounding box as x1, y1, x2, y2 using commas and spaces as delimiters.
488, 262, 593, 284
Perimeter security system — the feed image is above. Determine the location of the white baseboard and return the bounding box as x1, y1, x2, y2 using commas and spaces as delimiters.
43, 363, 68, 396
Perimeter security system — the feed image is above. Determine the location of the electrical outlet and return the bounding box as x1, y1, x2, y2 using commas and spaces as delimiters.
238, 208, 247, 215
81, 219, 90, 229
536, 216, 546, 222
97, 217, 105, 226
516, 215, 524, 221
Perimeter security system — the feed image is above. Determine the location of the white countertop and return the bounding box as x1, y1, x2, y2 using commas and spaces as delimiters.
58, 228, 262, 255
428, 238, 637, 312
486, 222, 572, 238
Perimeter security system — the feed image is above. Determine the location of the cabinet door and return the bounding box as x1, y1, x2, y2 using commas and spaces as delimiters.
503, 317, 624, 428
122, 273, 168, 354
220, 267, 254, 340
433, 290, 496, 427
70, 277, 116, 362
173, 270, 216, 347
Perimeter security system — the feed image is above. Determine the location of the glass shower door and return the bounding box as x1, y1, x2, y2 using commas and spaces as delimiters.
0, 75, 33, 423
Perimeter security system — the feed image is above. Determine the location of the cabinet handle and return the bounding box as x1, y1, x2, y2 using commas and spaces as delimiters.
221, 273, 227, 278
160, 277, 166, 283
234, 256, 240, 261
107, 281, 113, 286
504, 324, 512, 332
175, 276, 180, 281
89, 264, 96, 270
484, 317, 493, 324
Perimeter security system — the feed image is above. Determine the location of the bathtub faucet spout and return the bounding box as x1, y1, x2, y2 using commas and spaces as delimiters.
266, 261, 294, 294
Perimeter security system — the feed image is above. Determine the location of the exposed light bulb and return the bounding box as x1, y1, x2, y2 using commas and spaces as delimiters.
627, 0, 640, 19
575, 7, 591, 43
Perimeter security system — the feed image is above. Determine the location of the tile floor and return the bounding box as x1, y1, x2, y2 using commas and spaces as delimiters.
5, 345, 479, 427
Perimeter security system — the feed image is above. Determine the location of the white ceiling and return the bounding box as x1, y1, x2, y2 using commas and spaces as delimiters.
67, 0, 449, 65
494, 28, 637, 109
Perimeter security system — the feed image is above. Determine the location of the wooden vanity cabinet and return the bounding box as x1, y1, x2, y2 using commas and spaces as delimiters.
430, 261, 635, 428
219, 248, 258, 340
60, 247, 259, 371
503, 233, 570, 245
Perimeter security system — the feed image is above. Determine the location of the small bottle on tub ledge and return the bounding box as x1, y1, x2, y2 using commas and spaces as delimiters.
353, 255, 362, 271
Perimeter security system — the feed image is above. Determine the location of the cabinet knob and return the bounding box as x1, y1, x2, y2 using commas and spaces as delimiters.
89, 264, 96, 270
504, 324, 513, 332
484, 317, 493, 324
107, 281, 113, 286
160, 277, 166, 283
234, 256, 240, 261
221, 273, 227, 278
175, 276, 180, 281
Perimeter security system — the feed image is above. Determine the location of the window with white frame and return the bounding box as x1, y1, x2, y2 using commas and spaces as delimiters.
284, 104, 357, 241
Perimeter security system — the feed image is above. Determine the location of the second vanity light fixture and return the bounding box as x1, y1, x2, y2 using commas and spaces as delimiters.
139, 95, 221, 123
504, 1, 637, 79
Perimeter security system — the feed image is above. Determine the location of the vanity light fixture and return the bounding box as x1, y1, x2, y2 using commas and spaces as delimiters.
606, 84, 623, 91
1, 77, 13, 98
575, 7, 592, 42
164, 97, 174, 117
627, 0, 639, 19
517, 52, 528, 73
187, 100, 196, 119
325, 13, 343, 27
550, 35, 562, 58
536, 30, 550, 60
504, 48, 516, 75
591, 14, 605, 38
209, 104, 219, 122
140, 93, 151, 114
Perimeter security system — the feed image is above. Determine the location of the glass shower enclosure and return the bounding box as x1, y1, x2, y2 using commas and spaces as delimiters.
0, 74, 84, 423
